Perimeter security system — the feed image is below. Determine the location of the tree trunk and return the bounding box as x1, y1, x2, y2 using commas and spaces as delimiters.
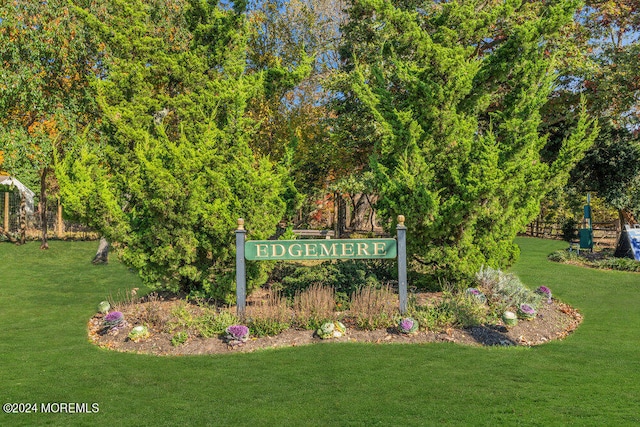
619, 208, 637, 227
365, 194, 378, 232
92, 236, 110, 264
349, 193, 370, 231
40, 167, 49, 250
334, 192, 347, 238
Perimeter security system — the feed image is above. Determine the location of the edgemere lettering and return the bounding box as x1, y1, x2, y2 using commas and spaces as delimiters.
245, 239, 397, 260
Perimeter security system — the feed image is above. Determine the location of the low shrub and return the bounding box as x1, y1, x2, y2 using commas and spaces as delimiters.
475, 266, 543, 312
165, 300, 238, 338
167, 301, 194, 331
547, 250, 581, 263
411, 304, 456, 332
549, 250, 640, 272
272, 260, 392, 298
594, 257, 640, 272
248, 317, 291, 337
194, 309, 238, 338
171, 331, 188, 346
410, 283, 490, 332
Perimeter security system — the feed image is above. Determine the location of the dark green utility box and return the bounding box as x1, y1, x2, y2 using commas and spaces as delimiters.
579, 228, 593, 250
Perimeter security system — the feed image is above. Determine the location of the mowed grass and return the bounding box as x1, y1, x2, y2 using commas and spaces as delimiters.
1, 238, 639, 426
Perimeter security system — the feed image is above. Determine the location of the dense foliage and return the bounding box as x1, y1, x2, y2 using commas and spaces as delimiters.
0, 0, 99, 248
3, 0, 638, 300
337, 0, 597, 285
56, 0, 297, 301
545, 0, 640, 222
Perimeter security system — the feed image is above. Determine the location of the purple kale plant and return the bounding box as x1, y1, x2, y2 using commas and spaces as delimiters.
102, 311, 126, 333
517, 303, 536, 320
398, 317, 419, 334
535, 286, 552, 303
225, 325, 250, 346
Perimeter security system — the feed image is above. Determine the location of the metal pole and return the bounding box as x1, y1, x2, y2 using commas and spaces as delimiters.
397, 215, 408, 315
235, 218, 247, 318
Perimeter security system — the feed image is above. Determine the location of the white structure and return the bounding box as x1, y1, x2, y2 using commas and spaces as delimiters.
0, 175, 35, 214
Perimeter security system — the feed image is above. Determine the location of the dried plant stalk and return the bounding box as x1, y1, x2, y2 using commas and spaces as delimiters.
246, 290, 292, 324
349, 285, 397, 330
293, 284, 336, 328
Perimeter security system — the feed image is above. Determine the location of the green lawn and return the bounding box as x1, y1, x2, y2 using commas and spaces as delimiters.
1, 238, 639, 426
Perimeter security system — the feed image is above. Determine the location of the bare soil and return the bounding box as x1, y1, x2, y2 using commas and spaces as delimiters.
88, 293, 583, 356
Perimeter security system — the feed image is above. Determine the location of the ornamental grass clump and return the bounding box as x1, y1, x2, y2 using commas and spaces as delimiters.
102, 311, 125, 333
225, 325, 250, 346
293, 284, 336, 330
316, 321, 347, 339
535, 286, 552, 304
398, 317, 419, 334
246, 290, 291, 337
517, 303, 537, 320
349, 285, 396, 330
128, 325, 150, 342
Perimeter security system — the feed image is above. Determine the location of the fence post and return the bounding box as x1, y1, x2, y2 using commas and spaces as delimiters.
235, 218, 247, 318
3, 192, 8, 231
397, 215, 408, 315
56, 199, 64, 238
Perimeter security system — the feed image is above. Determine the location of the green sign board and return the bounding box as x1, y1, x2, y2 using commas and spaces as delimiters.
245, 238, 397, 261
236, 216, 409, 316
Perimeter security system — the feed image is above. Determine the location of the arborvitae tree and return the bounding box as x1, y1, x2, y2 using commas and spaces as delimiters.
339, 0, 597, 286
57, 0, 292, 301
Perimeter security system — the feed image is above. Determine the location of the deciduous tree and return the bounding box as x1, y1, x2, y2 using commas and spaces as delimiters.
0, 0, 98, 248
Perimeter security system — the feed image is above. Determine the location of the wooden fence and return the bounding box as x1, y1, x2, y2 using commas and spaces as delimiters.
2, 193, 97, 241
523, 220, 620, 248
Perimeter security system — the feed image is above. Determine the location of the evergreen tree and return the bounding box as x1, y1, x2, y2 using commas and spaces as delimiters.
339, 0, 597, 285
57, 0, 291, 301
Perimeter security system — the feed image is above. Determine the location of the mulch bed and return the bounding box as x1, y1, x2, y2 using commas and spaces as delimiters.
88, 295, 583, 356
